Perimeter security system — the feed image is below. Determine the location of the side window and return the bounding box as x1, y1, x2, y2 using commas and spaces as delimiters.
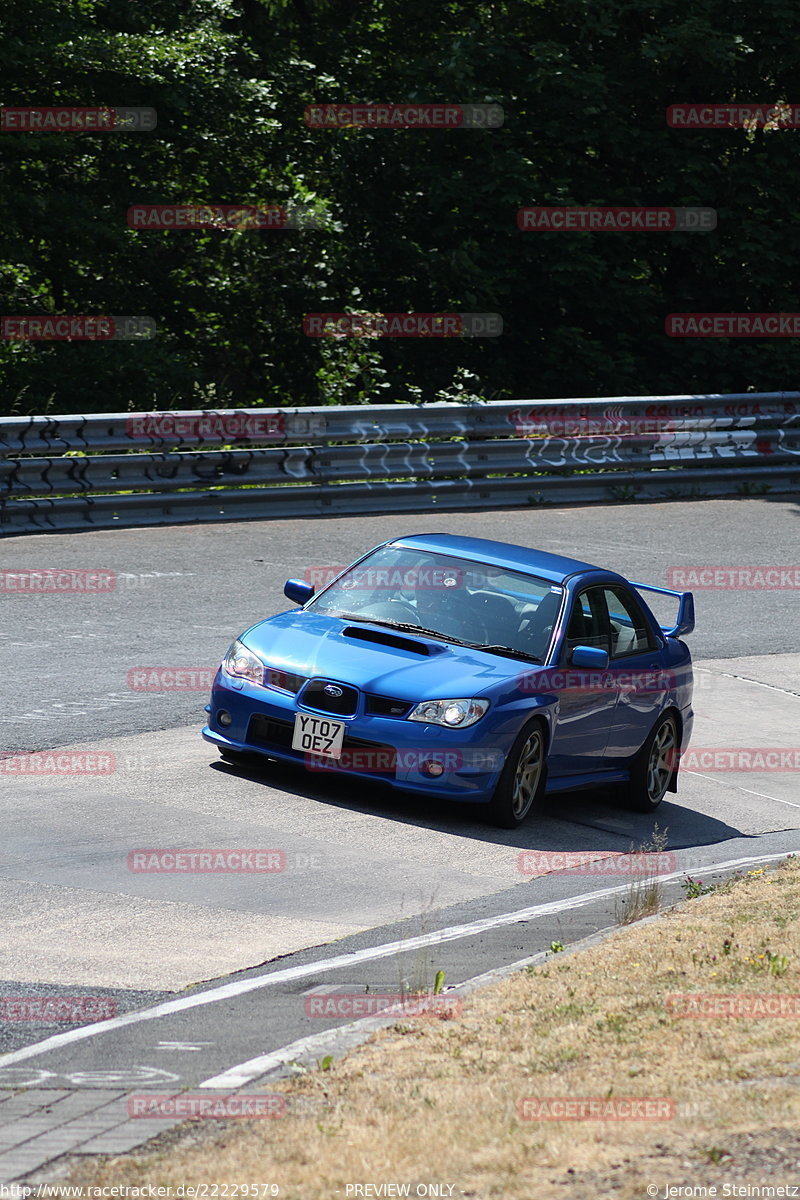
603, 587, 654, 658
564, 588, 610, 658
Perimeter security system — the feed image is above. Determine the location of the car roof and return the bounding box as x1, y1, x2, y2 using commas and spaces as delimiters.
389, 533, 609, 585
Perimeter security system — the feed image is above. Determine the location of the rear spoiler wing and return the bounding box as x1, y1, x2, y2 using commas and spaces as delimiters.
631, 582, 695, 637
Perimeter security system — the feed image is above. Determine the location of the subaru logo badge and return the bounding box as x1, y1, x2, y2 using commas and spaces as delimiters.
324, 684, 343, 697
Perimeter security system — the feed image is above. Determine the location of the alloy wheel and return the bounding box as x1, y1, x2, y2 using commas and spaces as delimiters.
512, 728, 544, 819
647, 717, 677, 803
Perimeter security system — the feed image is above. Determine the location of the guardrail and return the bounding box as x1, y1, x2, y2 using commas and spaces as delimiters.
1, 393, 798, 534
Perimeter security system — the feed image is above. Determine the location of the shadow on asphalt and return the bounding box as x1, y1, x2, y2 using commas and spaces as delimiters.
208, 755, 749, 855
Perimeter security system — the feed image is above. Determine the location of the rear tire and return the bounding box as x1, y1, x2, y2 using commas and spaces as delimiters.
487, 719, 547, 829
622, 711, 678, 812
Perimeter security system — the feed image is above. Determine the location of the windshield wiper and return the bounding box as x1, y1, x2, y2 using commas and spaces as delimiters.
467, 643, 543, 664
328, 613, 544, 660
326, 611, 544, 660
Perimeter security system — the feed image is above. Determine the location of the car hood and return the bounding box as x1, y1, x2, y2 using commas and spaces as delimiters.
241, 609, 539, 700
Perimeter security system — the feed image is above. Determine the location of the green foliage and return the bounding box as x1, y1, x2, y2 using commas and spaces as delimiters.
757, 949, 790, 976
682, 876, 717, 899
4, 0, 800, 413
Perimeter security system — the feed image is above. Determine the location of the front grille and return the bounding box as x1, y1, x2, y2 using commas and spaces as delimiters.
248, 714, 294, 749
247, 713, 396, 777
365, 694, 412, 718
300, 679, 359, 716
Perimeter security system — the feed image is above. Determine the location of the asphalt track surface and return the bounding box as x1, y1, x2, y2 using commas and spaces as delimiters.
2, 496, 799, 754
0, 497, 799, 1180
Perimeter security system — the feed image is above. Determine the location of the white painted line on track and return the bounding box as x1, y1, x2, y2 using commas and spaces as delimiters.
199, 957, 556, 1090
202, 918, 642, 1091
0, 882, 627, 1067
685, 770, 800, 810
693, 668, 800, 701
0, 850, 793, 1073
200, 847, 800, 1089
199, 1023, 402, 1089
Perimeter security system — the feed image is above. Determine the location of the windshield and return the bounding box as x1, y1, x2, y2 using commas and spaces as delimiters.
307, 545, 562, 663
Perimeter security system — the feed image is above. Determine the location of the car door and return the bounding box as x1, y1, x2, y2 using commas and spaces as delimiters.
600, 585, 668, 760
546, 586, 618, 777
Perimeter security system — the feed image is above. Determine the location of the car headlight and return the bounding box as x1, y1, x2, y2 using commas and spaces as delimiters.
223, 639, 264, 685
407, 698, 489, 728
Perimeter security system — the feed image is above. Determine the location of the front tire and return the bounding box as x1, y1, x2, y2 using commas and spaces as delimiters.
623, 711, 678, 812
487, 719, 547, 828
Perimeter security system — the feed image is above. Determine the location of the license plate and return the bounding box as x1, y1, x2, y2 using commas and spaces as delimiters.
291, 712, 346, 760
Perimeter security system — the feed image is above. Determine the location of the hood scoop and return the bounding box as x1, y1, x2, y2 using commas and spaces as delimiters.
342, 625, 438, 656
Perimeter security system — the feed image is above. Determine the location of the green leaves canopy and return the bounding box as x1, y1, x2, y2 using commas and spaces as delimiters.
2, 0, 800, 413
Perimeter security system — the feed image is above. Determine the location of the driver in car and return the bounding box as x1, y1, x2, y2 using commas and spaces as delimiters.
408, 564, 488, 643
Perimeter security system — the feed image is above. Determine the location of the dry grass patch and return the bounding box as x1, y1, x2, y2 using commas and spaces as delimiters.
65, 858, 800, 1199
614, 825, 669, 924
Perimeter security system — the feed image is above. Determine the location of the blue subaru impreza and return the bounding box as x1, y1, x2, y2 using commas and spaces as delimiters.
202, 533, 694, 827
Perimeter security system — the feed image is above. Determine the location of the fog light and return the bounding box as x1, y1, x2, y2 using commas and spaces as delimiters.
422, 759, 445, 778
218, 710, 232, 727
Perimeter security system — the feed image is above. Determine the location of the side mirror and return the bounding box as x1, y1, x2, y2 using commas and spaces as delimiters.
571, 645, 609, 669
284, 578, 314, 605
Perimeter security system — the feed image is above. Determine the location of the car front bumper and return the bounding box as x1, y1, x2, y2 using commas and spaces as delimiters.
202, 670, 511, 804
